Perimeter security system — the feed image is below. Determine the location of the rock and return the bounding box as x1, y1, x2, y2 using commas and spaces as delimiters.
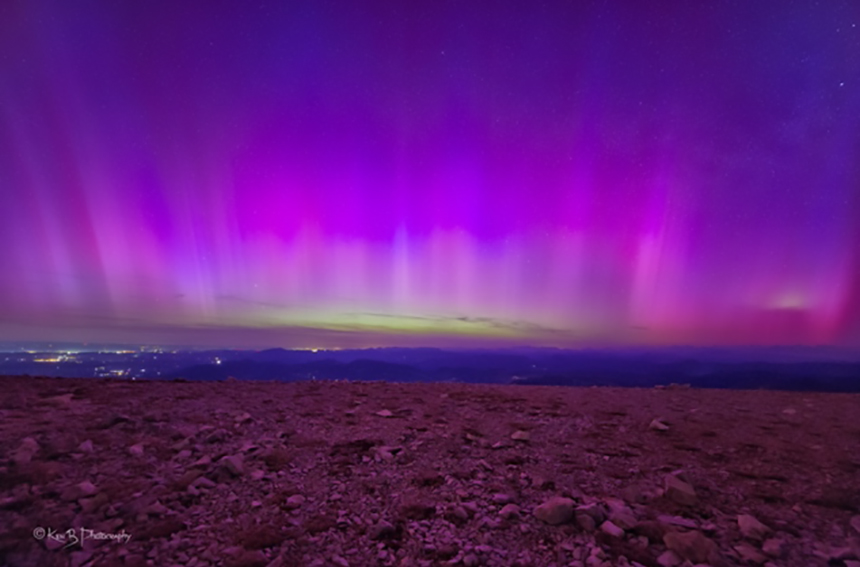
534, 496, 576, 525
446, 505, 470, 525
664, 473, 697, 506
734, 542, 767, 564
139, 517, 185, 539
649, 418, 670, 431
369, 520, 399, 540
575, 513, 596, 531
492, 493, 512, 504
827, 545, 859, 561
70, 550, 93, 567
192, 455, 212, 468
331, 555, 349, 567
142, 501, 169, 516
224, 550, 269, 567
576, 503, 607, 524
285, 494, 305, 509
375, 409, 393, 418
77, 480, 98, 496
221, 455, 245, 477
656, 550, 683, 567
737, 514, 770, 541
128, 443, 145, 457
462, 553, 479, 566
240, 524, 285, 549
851, 515, 860, 535
499, 503, 520, 519
657, 515, 697, 529
663, 531, 717, 563
436, 543, 459, 560
399, 496, 436, 520
12, 437, 39, 465
609, 511, 637, 530
510, 430, 530, 442
78, 440, 94, 453
633, 520, 667, 543
599, 520, 625, 538
762, 538, 784, 557
605, 499, 637, 529
99, 414, 131, 429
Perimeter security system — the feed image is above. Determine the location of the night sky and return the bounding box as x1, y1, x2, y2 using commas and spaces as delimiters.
1, 1, 859, 349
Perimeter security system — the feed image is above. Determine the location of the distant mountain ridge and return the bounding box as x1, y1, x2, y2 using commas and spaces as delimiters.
163, 348, 860, 392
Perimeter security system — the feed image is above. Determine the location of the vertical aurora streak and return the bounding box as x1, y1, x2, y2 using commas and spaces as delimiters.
1, 1, 858, 348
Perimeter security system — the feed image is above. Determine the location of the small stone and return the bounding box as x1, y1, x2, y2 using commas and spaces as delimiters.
575, 513, 596, 531
663, 531, 717, 563
331, 555, 349, 567
191, 455, 212, 468
534, 496, 575, 525
499, 504, 520, 519
462, 553, 479, 567
604, 500, 637, 530
70, 550, 93, 567
79, 493, 108, 513
220, 455, 245, 477
492, 493, 512, 504
632, 520, 667, 543
576, 502, 607, 523
143, 501, 169, 516
657, 515, 697, 529
762, 538, 784, 557
44, 535, 65, 551
128, 443, 145, 457
851, 515, 860, 535
193, 476, 216, 489
79, 440, 94, 453
510, 430, 530, 442
738, 514, 770, 541
369, 520, 398, 540
13, 437, 39, 465
224, 550, 268, 567
649, 419, 669, 431
734, 542, 767, 564
285, 494, 305, 509
78, 480, 98, 496
782, 408, 796, 415
599, 520, 625, 538
828, 545, 858, 561
609, 511, 637, 530
375, 409, 393, 418
656, 550, 682, 567
664, 473, 697, 506
447, 505, 469, 524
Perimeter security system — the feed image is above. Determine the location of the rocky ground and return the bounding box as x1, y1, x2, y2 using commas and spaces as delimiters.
1, 376, 859, 567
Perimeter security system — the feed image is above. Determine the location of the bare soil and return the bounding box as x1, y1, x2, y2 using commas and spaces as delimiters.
1, 376, 859, 567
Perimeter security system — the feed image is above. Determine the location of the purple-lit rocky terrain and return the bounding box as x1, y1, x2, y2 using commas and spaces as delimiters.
2, 376, 859, 567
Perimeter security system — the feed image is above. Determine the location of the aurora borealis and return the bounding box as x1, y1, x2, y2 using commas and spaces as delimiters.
1, 1, 859, 349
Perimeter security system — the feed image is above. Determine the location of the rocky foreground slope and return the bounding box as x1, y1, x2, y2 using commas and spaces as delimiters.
1, 376, 859, 567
